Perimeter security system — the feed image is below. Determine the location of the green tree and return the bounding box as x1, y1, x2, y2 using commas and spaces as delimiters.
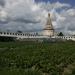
17, 30, 23, 33
58, 32, 64, 36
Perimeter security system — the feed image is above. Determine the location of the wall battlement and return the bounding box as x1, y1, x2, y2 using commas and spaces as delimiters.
0, 32, 75, 41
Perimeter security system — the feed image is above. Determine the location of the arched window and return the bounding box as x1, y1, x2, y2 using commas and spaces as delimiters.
0, 32, 2, 34
4, 32, 6, 34
7, 32, 9, 35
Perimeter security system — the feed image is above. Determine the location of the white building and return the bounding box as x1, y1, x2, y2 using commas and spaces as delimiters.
43, 13, 54, 36
0, 13, 75, 41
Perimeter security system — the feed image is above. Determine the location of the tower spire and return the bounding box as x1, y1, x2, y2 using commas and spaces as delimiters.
48, 13, 50, 17
43, 13, 54, 36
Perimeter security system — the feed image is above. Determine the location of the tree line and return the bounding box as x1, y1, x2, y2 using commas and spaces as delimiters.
0, 36, 15, 42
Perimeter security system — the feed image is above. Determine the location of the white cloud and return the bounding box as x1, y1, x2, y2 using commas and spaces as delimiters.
53, 2, 70, 9
38, 1, 70, 11
66, 9, 75, 16
0, 0, 75, 35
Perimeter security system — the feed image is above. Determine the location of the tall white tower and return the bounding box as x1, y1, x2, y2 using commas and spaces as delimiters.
43, 13, 54, 36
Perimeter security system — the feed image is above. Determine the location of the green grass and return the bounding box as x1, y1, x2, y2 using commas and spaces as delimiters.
0, 41, 75, 75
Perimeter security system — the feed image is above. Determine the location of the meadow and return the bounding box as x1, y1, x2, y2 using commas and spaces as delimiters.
0, 41, 75, 75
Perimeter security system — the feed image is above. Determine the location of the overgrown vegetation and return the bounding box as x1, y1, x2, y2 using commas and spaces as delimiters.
0, 36, 15, 42
0, 41, 75, 75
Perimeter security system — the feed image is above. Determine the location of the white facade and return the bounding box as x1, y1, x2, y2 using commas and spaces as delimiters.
0, 32, 75, 41
43, 30, 54, 36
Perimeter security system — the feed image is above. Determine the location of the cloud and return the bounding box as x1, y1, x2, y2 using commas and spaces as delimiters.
38, 1, 75, 35
0, 0, 75, 35
12, 18, 40, 24
0, 0, 5, 7
38, 1, 71, 11
66, 9, 75, 16
0, 0, 46, 31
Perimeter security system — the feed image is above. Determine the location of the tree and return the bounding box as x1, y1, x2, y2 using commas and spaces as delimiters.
17, 30, 23, 33
58, 32, 64, 36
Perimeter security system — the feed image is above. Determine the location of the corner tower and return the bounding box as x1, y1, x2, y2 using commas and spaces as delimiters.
43, 13, 54, 36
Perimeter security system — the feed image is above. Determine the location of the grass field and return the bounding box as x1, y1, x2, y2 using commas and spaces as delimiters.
0, 41, 75, 75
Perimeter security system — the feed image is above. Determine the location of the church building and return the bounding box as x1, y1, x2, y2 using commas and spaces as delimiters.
43, 13, 54, 36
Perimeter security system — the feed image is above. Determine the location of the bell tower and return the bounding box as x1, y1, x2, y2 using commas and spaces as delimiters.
43, 13, 54, 36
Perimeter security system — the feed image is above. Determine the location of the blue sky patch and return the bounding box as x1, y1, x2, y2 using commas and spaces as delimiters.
35, 0, 75, 6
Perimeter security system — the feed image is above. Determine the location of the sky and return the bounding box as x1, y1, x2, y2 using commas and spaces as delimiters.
0, 0, 75, 35
35, 0, 75, 6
